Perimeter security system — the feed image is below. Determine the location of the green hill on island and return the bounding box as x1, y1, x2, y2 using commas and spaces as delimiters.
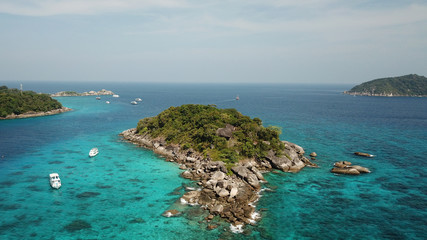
344, 74, 427, 97
136, 104, 285, 165
0, 86, 63, 118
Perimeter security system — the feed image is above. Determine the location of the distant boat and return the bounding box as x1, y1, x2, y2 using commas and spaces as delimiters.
135, 98, 142, 102
113, 94, 119, 98
106, 101, 110, 104
131, 101, 138, 105
96, 97, 101, 100
354, 152, 374, 158
89, 148, 99, 157
49, 173, 61, 189
236, 95, 240, 100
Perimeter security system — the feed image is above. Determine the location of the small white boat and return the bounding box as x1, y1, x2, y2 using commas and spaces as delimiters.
96, 97, 101, 100
135, 98, 142, 102
131, 101, 138, 105
49, 173, 61, 189
89, 147, 99, 157
112, 94, 119, 98
236, 95, 240, 100
106, 101, 110, 104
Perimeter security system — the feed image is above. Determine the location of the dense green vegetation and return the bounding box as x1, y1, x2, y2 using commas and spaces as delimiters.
0, 86, 63, 117
347, 74, 427, 96
136, 104, 285, 165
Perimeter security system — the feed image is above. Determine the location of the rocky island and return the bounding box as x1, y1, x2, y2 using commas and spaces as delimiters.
344, 74, 427, 97
0, 86, 71, 119
51, 89, 114, 97
120, 104, 317, 229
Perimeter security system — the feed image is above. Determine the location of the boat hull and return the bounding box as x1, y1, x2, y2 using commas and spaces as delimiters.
89, 148, 99, 157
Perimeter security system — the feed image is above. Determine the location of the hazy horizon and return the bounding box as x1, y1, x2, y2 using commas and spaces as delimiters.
1, 1, 426, 84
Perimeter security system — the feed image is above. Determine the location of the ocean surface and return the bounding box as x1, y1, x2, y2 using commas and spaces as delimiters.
0, 82, 426, 240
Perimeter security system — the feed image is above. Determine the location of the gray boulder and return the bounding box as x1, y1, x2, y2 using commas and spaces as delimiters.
181, 171, 193, 179
216, 124, 235, 139
229, 187, 239, 199
246, 173, 261, 189
249, 166, 265, 181
211, 171, 226, 181
231, 166, 248, 178
351, 165, 371, 173
211, 204, 224, 214
217, 189, 230, 197
231, 165, 260, 189
331, 167, 360, 175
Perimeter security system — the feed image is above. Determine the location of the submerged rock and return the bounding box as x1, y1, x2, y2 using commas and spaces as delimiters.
76, 192, 101, 198
207, 224, 218, 230
128, 218, 146, 224
162, 209, 181, 217
64, 220, 91, 232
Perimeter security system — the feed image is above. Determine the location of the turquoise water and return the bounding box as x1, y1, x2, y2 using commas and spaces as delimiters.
0, 83, 426, 239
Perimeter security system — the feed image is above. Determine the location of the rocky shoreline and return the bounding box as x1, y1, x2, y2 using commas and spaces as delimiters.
343, 91, 426, 97
0, 107, 72, 120
120, 128, 317, 229
51, 89, 114, 97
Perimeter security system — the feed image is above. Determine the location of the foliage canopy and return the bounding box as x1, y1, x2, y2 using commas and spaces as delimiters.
136, 104, 285, 164
0, 86, 63, 117
347, 74, 427, 96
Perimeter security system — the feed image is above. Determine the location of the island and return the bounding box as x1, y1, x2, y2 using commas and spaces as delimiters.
0, 86, 71, 120
51, 89, 114, 97
344, 74, 427, 97
120, 104, 317, 230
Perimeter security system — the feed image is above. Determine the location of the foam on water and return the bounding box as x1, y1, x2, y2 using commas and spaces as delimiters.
230, 224, 244, 234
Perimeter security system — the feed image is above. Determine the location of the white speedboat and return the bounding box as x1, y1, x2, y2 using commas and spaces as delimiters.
131, 101, 138, 105
96, 97, 101, 100
89, 147, 99, 157
135, 98, 142, 102
49, 173, 61, 189
106, 101, 110, 104
112, 94, 119, 98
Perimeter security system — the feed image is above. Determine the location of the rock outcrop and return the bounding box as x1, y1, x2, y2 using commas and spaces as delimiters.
331, 161, 371, 175
120, 128, 316, 227
216, 124, 235, 139
51, 89, 114, 97
354, 152, 374, 158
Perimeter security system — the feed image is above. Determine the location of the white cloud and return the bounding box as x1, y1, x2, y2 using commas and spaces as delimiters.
0, 0, 189, 16
1, 0, 426, 83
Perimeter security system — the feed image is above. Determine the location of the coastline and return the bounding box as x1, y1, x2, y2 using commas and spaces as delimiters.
343, 91, 427, 97
51, 89, 114, 97
0, 107, 72, 120
120, 128, 317, 229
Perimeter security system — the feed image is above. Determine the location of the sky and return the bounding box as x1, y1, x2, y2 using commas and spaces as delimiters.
0, 0, 426, 84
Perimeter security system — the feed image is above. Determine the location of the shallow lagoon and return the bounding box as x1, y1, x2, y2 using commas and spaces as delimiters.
0, 83, 426, 239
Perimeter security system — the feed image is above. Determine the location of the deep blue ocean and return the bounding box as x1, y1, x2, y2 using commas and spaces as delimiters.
0, 82, 426, 239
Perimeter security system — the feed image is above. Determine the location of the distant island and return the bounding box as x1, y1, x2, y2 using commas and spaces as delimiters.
0, 86, 71, 119
121, 104, 316, 229
51, 89, 114, 97
344, 74, 427, 97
